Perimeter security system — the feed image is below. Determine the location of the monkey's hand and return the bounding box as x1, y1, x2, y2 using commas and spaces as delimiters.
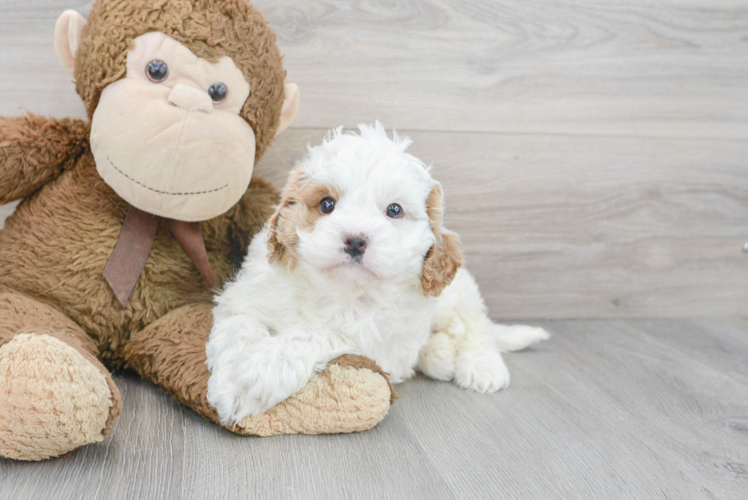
200, 177, 279, 266
0, 114, 89, 204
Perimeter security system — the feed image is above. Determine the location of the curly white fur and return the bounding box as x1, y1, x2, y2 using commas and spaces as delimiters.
206, 123, 549, 424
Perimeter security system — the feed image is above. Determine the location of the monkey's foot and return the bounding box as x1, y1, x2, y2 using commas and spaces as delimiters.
124, 304, 394, 436
230, 354, 396, 436
0, 333, 120, 460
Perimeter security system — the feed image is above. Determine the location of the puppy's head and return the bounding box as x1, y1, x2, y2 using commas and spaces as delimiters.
267, 122, 463, 296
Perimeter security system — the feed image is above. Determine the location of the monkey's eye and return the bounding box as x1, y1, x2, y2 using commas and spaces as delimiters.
386, 203, 403, 219
208, 83, 228, 103
146, 59, 168, 83
319, 197, 336, 215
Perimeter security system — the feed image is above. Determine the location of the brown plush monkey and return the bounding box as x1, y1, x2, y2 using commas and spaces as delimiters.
0, 0, 393, 461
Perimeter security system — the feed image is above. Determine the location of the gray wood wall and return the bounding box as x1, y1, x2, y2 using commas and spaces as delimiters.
1, 0, 746, 319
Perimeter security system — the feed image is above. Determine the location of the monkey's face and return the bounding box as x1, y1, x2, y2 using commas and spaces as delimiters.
90, 32, 257, 221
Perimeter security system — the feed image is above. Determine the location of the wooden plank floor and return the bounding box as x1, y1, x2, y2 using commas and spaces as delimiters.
1, 318, 747, 499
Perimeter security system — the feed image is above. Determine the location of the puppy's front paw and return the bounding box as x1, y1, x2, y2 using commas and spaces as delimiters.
206, 369, 251, 424
454, 350, 510, 393
207, 361, 300, 424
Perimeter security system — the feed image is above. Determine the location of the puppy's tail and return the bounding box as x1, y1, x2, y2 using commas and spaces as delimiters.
487, 323, 550, 352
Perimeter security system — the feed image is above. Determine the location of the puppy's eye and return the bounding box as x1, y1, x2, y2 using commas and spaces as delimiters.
146, 59, 168, 83
319, 197, 336, 214
208, 83, 228, 103
386, 203, 403, 219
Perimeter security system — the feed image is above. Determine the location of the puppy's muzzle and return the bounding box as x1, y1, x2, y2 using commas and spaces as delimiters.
344, 235, 368, 258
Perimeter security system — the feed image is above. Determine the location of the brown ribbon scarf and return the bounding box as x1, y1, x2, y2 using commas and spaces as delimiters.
103, 206, 217, 307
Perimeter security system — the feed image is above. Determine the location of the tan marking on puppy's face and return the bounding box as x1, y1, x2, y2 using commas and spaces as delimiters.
421, 183, 464, 297
267, 169, 340, 267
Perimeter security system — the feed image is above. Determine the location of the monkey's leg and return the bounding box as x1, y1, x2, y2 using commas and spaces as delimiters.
0, 286, 121, 461
124, 303, 395, 436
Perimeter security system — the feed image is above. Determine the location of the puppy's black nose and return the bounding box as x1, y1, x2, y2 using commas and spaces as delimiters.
344, 236, 368, 257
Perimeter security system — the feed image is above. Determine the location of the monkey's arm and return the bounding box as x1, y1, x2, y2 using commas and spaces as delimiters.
0, 114, 89, 204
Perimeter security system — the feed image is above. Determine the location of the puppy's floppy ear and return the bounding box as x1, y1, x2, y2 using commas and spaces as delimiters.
267, 169, 303, 266
422, 183, 464, 297
266, 200, 289, 265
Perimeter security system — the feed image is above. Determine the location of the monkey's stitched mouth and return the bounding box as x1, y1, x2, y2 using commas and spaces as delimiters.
107, 157, 228, 196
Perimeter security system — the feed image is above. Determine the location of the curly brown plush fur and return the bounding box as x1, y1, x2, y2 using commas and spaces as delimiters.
0, 115, 89, 204
0, 139, 275, 368
0, 0, 393, 461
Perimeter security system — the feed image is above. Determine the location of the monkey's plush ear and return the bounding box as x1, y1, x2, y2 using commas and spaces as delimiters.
54, 10, 88, 75
421, 183, 464, 297
275, 84, 300, 137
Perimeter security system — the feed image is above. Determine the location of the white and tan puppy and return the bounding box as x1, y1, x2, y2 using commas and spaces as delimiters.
206, 123, 549, 424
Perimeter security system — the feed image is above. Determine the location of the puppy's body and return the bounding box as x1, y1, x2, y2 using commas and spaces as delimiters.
207, 124, 548, 424
212, 226, 434, 384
